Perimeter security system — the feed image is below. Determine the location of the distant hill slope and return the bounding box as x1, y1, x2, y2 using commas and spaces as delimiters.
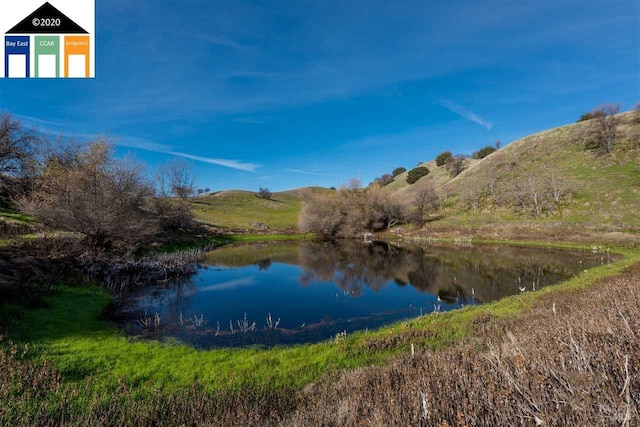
190, 187, 331, 232
383, 111, 640, 235
192, 112, 639, 236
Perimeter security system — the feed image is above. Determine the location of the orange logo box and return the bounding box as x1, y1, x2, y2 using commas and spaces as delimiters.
64, 35, 90, 78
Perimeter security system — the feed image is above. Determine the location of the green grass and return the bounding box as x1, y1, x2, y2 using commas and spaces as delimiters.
0, 208, 37, 224
386, 111, 640, 233
189, 188, 333, 231
6, 242, 639, 399
190, 190, 303, 230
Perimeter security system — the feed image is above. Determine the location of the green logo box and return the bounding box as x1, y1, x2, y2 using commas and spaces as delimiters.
34, 35, 59, 78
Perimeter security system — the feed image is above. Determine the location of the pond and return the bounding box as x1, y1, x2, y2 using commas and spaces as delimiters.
111, 240, 616, 348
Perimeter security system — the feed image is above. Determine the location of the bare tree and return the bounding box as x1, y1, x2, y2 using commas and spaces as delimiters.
412, 181, 439, 226
156, 158, 195, 200
589, 103, 621, 154
17, 141, 153, 251
345, 177, 362, 190
461, 185, 481, 211
153, 158, 197, 230
0, 114, 39, 201
485, 151, 507, 204
503, 171, 571, 217
445, 154, 466, 177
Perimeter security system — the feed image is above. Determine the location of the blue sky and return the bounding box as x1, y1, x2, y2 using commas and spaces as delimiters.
1, 0, 638, 191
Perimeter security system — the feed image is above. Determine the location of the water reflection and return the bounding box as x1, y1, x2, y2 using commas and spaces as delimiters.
112, 241, 616, 348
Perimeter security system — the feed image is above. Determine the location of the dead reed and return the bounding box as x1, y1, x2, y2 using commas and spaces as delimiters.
287, 263, 640, 426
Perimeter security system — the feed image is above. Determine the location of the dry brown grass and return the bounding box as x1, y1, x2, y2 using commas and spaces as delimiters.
287, 263, 640, 426
407, 221, 640, 247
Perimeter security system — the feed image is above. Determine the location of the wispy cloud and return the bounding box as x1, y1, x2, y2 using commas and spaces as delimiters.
116, 137, 174, 153
16, 114, 260, 173
438, 100, 493, 130
14, 114, 64, 128
285, 169, 337, 177
168, 152, 259, 172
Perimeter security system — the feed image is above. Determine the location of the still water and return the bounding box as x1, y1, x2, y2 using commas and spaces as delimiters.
112, 240, 615, 348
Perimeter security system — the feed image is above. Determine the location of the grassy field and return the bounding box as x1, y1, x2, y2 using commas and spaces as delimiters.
189, 188, 331, 231
1, 241, 638, 424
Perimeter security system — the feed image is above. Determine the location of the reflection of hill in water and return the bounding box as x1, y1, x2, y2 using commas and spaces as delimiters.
204, 241, 613, 303
203, 242, 301, 267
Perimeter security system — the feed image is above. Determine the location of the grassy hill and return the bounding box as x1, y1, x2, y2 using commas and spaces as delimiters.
382, 111, 640, 239
190, 187, 331, 232
188, 112, 639, 238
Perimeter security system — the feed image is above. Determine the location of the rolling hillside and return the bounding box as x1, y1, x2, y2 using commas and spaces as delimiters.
190, 111, 639, 237
190, 187, 331, 232
383, 111, 640, 237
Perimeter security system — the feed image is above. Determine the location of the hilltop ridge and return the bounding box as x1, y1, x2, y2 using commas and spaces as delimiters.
187, 111, 639, 241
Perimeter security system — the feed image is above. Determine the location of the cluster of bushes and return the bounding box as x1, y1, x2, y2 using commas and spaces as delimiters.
406, 166, 429, 184
300, 180, 405, 238
435, 150, 467, 177
471, 145, 496, 159
372, 174, 394, 186
0, 113, 205, 253
370, 166, 408, 187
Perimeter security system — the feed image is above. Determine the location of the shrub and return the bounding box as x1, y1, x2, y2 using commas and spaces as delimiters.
373, 174, 394, 187
472, 146, 496, 159
406, 167, 429, 184
154, 198, 195, 231
258, 187, 272, 199
392, 167, 406, 177
445, 155, 466, 177
17, 141, 153, 251
435, 151, 453, 167
577, 110, 606, 122
300, 185, 406, 238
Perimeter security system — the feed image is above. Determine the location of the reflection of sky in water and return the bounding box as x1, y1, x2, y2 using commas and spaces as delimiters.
187, 263, 460, 329
114, 242, 615, 348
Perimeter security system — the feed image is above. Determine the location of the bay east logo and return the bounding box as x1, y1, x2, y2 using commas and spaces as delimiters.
0, 0, 95, 78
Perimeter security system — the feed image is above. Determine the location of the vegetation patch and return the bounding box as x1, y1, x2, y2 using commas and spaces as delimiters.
1, 242, 637, 425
